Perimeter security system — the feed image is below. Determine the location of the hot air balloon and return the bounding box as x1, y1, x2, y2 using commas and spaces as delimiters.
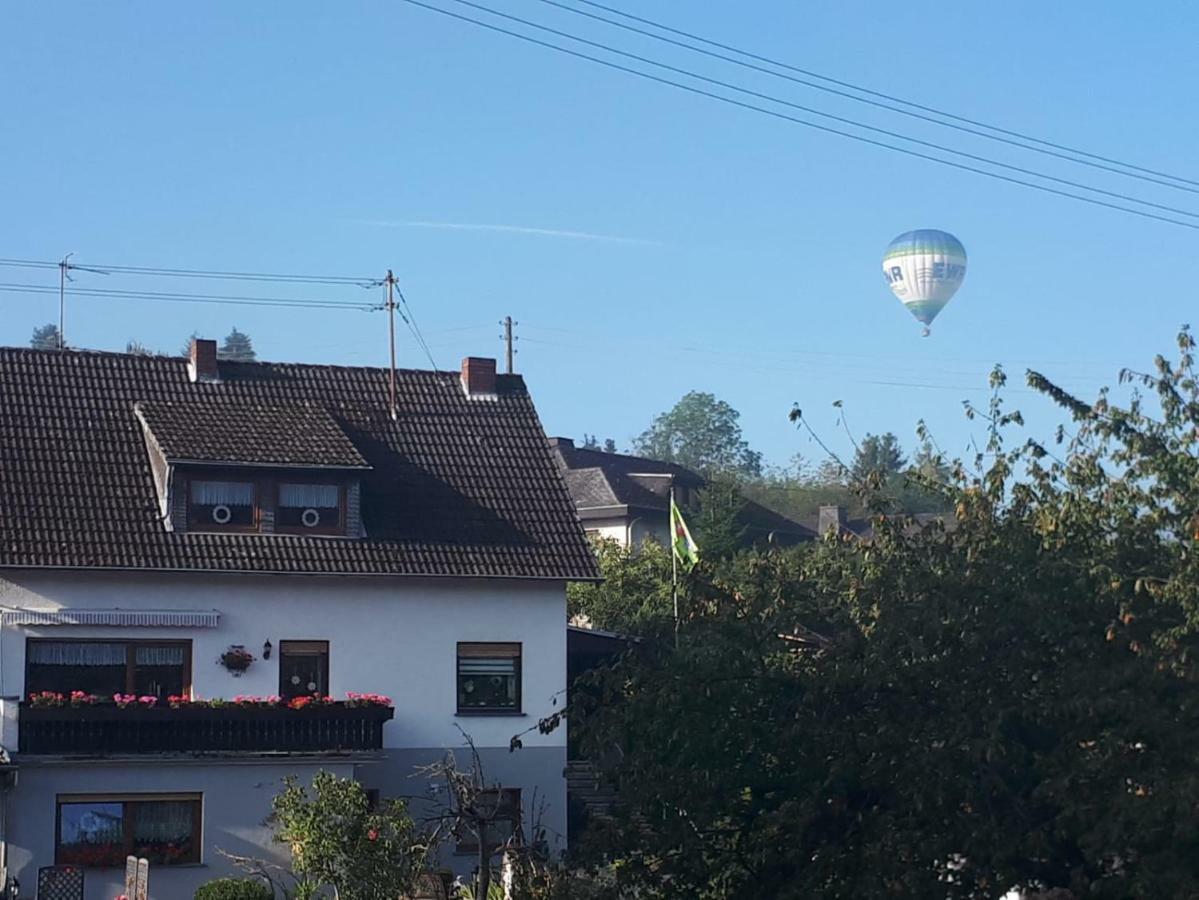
881, 229, 967, 336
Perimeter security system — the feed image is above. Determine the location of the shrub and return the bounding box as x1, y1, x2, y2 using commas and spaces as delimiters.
193, 877, 273, 900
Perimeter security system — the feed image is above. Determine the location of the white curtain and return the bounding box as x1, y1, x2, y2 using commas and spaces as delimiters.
279, 483, 338, 508
135, 646, 185, 666
133, 801, 195, 841
191, 481, 253, 505
29, 642, 126, 666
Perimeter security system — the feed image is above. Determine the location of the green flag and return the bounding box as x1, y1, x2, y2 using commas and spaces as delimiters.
670, 497, 700, 570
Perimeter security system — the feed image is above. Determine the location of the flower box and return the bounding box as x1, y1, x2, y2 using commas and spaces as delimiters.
19, 701, 394, 756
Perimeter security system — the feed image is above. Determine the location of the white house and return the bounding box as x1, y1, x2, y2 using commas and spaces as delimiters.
0, 341, 598, 899
548, 437, 814, 549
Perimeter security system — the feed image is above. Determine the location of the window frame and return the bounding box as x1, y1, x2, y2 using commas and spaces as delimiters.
185, 474, 260, 533
456, 642, 522, 715
180, 470, 350, 537
278, 640, 331, 699
273, 479, 347, 536
25, 638, 192, 698
454, 787, 522, 854
55, 792, 202, 868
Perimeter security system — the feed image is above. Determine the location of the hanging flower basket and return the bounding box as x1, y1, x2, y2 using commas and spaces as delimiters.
218, 645, 255, 676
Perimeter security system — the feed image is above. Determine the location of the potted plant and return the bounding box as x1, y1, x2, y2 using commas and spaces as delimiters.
218, 645, 255, 676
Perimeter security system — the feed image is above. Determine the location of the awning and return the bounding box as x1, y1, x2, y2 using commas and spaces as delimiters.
1, 609, 221, 628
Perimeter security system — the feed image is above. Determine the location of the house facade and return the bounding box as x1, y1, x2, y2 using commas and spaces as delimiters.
549, 438, 815, 549
0, 342, 597, 899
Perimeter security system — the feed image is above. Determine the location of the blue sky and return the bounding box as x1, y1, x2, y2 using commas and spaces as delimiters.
3, 1, 1197, 470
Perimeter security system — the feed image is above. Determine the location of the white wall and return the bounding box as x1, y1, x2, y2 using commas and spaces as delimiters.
0, 571, 568, 753
0, 571, 571, 892
583, 515, 669, 549
8, 759, 355, 900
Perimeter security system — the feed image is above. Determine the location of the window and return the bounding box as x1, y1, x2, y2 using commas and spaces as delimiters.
26, 640, 190, 699
277, 483, 343, 534
189, 479, 256, 530
457, 643, 521, 714
455, 788, 521, 853
279, 641, 330, 699
56, 794, 201, 867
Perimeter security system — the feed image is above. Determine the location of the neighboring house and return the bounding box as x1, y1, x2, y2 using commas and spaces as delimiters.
548, 438, 815, 548
0, 341, 597, 899
812, 505, 956, 540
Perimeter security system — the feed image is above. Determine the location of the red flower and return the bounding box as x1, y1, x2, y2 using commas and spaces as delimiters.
367, 828, 379, 842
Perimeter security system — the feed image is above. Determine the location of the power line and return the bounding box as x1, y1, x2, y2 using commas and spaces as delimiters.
394, 284, 441, 370
397, 0, 1199, 231
427, 0, 1199, 222
0, 283, 381, 312
0, 257, 381, 287
552, 0, 1199, 192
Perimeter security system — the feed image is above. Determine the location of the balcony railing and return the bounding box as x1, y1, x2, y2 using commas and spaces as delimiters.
18, 702, 394, 756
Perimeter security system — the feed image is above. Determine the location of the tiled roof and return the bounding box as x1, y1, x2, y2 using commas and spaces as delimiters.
136, 400, 370, 469
550, 438, 815, 542
0, 348, 599, 580
549, 440, 701, 512
809, 511, 957, 541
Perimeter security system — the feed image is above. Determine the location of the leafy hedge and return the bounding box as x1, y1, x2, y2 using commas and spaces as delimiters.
193, 877, 273, 900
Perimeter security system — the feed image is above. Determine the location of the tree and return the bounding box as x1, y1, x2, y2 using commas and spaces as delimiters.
849, 431, 906, 483
422, 735, 540, 900
581, 435, 617, 453
220, 327, 256, 361
125, 339, 156, 356
568, 538, 673, 636
693, 476, 747, 561
30, 323, 61, 350
633, 392, 762, 478
271, 771, 430, 900
567, 333, 1199, 898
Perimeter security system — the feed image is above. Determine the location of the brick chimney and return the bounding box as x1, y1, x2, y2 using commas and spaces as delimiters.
460, 357, 497, 398
818, 505, 846, 536
188, 338, 219, 383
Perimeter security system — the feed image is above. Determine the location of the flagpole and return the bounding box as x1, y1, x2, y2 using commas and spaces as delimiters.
671, 480, 679, 644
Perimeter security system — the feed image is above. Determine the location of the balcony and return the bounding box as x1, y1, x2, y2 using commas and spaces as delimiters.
18, 702, 394, 756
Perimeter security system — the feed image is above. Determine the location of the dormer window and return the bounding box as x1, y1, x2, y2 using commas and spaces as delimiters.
277, 483, 343, 534
134, 399, 369, 538
189, 479, 256, 530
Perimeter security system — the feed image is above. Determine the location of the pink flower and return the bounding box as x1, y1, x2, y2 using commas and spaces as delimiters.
345, 692, 393, 708
138, 695, 158, 707
113, 693, 136, 708
367, 828, 379, 842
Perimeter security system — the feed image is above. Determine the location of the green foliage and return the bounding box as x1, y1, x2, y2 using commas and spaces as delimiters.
692, 476, 746, 561
581, 434, 618, 453
271, 771, 429, 900
220, 327, 257, 361
30, 323, 61, 350
633, 391, 762, 478
193, 878, 274, 900
849, 431, 906, 482
125, 339, 158, 356
569, 332, 1199, 898
567, 538, 672, 635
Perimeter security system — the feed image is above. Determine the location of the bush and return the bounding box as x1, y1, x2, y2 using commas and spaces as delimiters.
194, 877, 273, 900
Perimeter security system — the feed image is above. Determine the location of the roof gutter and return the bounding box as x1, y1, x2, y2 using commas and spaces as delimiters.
0, 564, 601, 583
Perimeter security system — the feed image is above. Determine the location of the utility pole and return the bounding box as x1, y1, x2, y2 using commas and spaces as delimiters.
58, 253, 73, 350
385, 270, 397, 420
500, 316, 517, 374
